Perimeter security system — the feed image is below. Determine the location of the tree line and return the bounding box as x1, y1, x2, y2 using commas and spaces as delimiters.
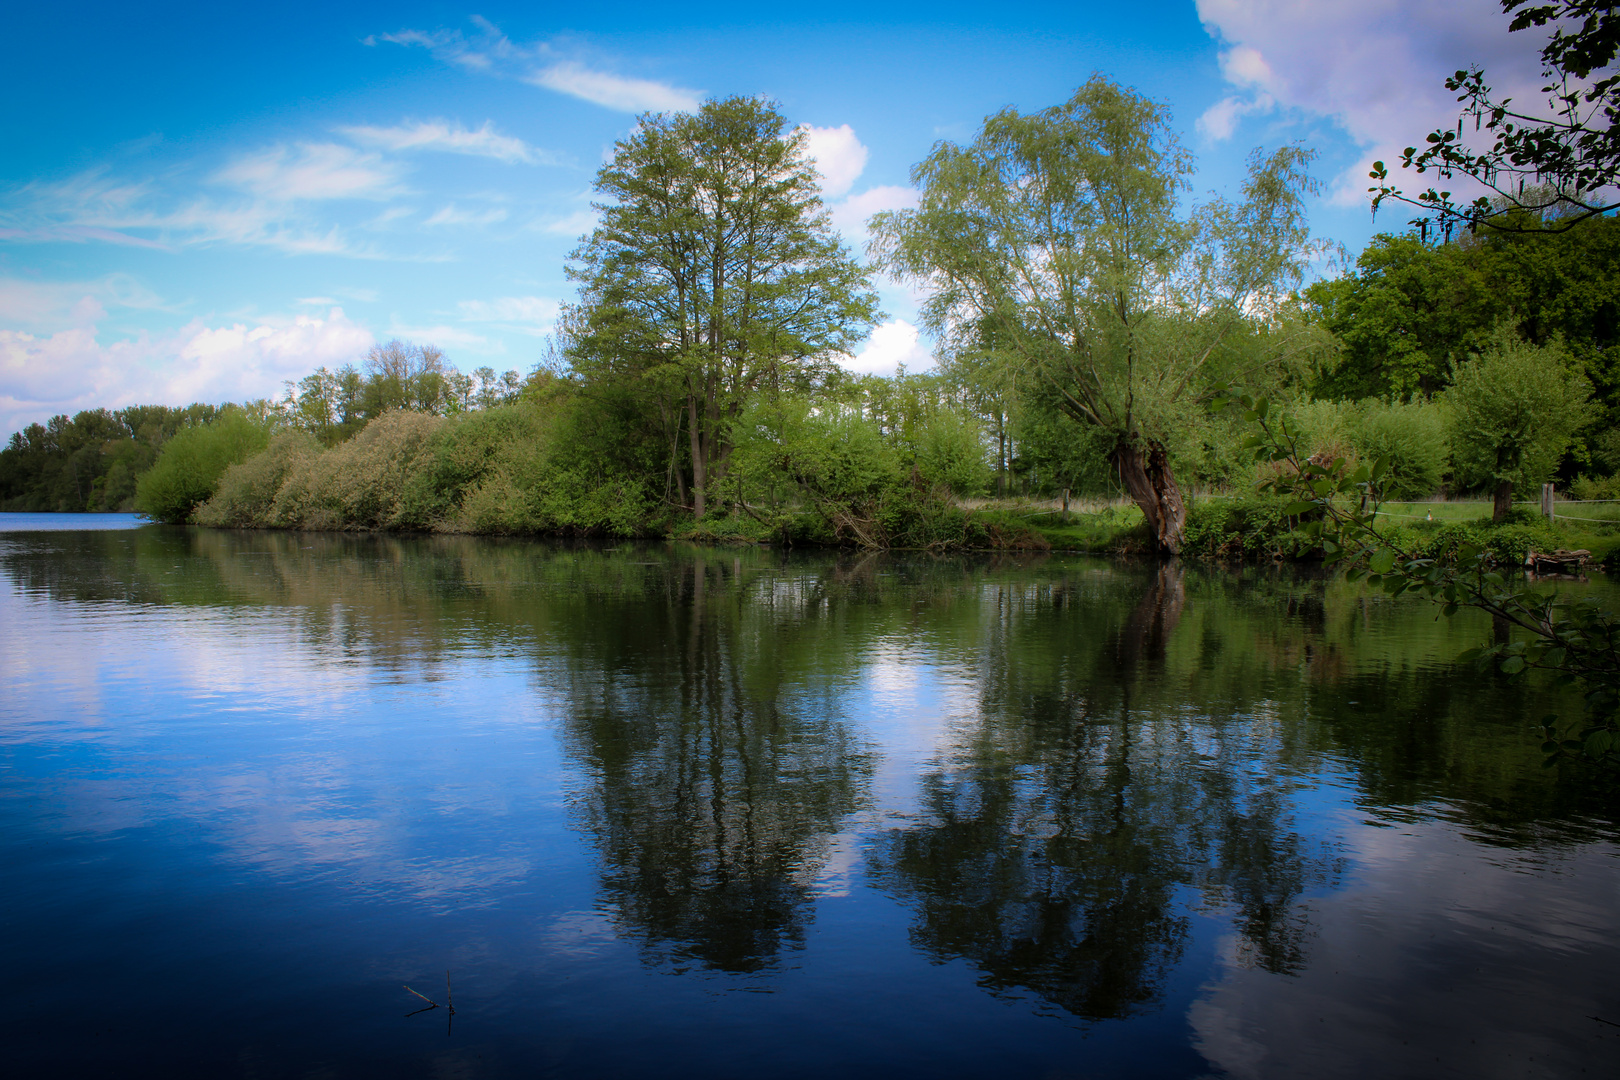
6, 64, 1617, 552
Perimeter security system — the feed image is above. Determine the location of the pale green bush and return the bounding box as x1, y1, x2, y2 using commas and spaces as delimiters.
270, 411, 445, 529
195, 431, 320, 527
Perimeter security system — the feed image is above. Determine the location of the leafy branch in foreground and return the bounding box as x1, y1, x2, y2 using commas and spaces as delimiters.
1369, 0, 1618, 234
1209, 388, 1620, 769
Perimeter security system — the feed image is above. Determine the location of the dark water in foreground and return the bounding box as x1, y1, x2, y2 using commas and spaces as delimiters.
2, 525, 1617, 1078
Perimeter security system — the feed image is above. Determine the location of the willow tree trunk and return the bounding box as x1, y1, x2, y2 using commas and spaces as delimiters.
1113, 440, 1186, 556
1492, 479, 1513, 523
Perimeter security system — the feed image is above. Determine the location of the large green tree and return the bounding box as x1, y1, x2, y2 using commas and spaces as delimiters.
568, 96, 880, 518
872, 77, 1325, 554
1446, 328, 1594, 519
1305, 214, 1620, 444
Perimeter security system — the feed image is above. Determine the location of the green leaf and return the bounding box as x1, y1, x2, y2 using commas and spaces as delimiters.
1368, 549, 1396, 575
1284, 501, 1316, 516
1500, 655, 1526, 674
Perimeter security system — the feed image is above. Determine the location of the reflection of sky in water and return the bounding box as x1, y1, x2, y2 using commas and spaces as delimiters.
2, 530, 1618, 1077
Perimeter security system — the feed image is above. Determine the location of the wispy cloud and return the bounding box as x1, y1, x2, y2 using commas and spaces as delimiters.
524, 62, 701, 113
0, 274, 168, 335
365, 15, 519, 72
536, 208, 599, 238
424, 203, 509, 227
458, 295, 559, 335
1, 156, 431, 259
339, 119, 562, 165
385, 320, 496, 353
371, 17, 703, 114
214, 143, 405, 201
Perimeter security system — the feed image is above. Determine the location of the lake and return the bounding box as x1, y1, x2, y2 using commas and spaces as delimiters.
2, 516, 1617, 1078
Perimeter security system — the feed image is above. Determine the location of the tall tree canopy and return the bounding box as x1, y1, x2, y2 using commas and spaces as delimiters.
1305, 214, 1620, 426
871, 77, 1325, 554
568, 96, 880, 518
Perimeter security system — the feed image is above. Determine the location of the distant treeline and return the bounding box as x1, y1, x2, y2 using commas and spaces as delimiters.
1, 404, 221, 513
0, 341, 525, 514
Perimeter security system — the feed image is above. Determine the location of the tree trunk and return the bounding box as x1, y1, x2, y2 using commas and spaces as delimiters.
1492, 479, 1512, 522
688, 392, 706, 518
1113, 440, 1187, 556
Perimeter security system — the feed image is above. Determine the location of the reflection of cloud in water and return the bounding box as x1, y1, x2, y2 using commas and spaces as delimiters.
4, 586, 560, 912
860, 645, 979, 814
538, 910, 621, 958
1189, 817, 1620, 1079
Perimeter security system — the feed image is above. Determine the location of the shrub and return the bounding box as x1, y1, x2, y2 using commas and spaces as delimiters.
269, 411, 444, 529
400, 403, 553, 527
195, 431, 320, 527
912, 410, 992, 497
134, 410, 271, 523
1182, 495, 1317, 560
1353, 398, 1449, 500
1413, 512, 1559, 566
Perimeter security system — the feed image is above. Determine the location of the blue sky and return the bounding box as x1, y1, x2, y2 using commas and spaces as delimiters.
0, 0, 1555, 437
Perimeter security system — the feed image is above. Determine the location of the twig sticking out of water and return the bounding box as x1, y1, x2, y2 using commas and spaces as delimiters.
404, 985, 439, 1008
1591, 1015, 1620, 1029
446, 971, 455, 1014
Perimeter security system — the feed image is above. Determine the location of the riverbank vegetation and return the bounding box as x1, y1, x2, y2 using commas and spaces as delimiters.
5, 71, 1618, 558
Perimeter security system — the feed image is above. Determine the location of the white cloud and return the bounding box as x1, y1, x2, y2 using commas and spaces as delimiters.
384, 321, 496, 354
1, 308, 374, 435
1198, 93, 1276, 141
367, 16, 520, 73
371, 18, 702, 113
457, 296, 559, 333
424, 203, 509, 227
798, 124, 869, 199
1195, 0, 1557, 204
538, 208, 599, 237
828, 184, 919, 244
525, 62, 701, 113
214, 143, 405, 201
339, 119, 559, 165
837, 319, 936, 376
1, 164, 420, 258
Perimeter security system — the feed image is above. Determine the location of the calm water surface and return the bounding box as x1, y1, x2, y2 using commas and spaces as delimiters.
2, 526, 1617, 1078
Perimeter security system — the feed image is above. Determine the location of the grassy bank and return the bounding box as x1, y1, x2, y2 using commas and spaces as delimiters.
1010, 495, 1620, 565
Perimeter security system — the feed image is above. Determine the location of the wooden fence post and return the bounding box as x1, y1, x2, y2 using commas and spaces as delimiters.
1542, 482, 1555, 522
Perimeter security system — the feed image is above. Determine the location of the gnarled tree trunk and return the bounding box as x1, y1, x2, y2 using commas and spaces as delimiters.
1113, 440, 1187, 556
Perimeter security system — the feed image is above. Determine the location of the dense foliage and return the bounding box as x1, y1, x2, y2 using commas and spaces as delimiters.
871, 77, 1329, 554
0, 404, 220, 512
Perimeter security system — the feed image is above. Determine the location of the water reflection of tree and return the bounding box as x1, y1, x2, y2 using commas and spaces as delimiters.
554, 556, 873, 973
868, 565, 1335, 1018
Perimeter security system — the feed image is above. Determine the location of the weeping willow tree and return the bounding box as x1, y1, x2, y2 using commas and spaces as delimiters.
871, 76, 1328, 554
